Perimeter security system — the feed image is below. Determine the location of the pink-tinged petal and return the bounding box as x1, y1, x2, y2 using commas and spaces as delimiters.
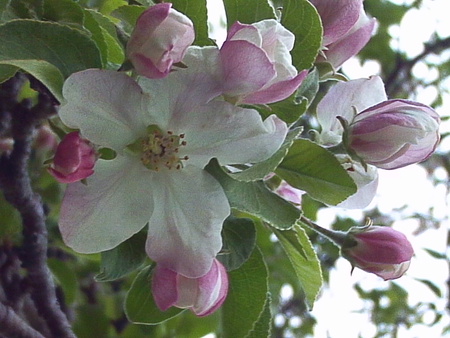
226, 21, 260, 43
127, 3, 195, 78
324, 15, 377, 69
254, 19, 295, 52
59, 155, 153, 253
152, 266, 179, 311
242, 69, 307, 104
275, 181, 303, 205
145, 166, 229, 278
171, 100, 287, 168
194, 259, 228, 316
310, 0, 362, 45
316, 76, 387, 145
220, 40, 276, 97
59, 70, 152, 152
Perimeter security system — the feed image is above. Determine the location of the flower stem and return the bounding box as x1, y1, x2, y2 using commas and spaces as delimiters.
299, 215, 347, 246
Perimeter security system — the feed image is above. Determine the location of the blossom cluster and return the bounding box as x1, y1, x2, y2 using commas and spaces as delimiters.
47, 0, 440, 316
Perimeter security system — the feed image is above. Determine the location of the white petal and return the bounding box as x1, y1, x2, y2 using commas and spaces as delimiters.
59, 155, 154, 253
145, 166, 229, 278
60, 70, 153, 151
169, 100, 288, 167
317, 76, 387, 145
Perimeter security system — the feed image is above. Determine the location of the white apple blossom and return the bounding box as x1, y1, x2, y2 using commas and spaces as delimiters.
57, 69, 287, 278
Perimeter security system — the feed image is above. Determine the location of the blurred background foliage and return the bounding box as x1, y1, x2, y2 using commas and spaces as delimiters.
0, 0, 449, 337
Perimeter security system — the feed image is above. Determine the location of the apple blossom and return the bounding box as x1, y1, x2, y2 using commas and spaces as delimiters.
126, 3, 195, 79
183, 20, 307, 105
341, 226, 414, 280
48, 131, 96, 184
311, 0, 376, 69
57, 69, 287, 278
316, 76, 440, 169
152, 259, 228, 316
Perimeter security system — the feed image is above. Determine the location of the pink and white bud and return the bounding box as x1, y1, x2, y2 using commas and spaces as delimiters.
126, 3, 195, 79
341, 226, 414, 280
219, 19, 307, 105
48, 131, 96, 183
152, 259, 228, 317
311, 0, 376, 69
348, 100, 440, 169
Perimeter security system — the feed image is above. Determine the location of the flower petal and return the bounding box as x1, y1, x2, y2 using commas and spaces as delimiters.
59, 155, 154, 253
145, 166, 229, 278
59, 70, 153, 152
169, 100, 288, 167
152, 266, 179, 311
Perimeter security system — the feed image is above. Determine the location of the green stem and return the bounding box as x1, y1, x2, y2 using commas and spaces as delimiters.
300, 215, 347, 246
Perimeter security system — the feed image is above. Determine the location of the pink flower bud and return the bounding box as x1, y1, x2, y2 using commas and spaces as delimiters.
48, 132, 96, 183
348, 100, 440, 169
126, 3, 195, 79
311, 0, 376, 69
152, 259, 228, 317
219, 19, 307, 104
341, 226, 414, 280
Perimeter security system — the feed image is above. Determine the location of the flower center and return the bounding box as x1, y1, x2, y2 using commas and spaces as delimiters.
129, 125, 188, 171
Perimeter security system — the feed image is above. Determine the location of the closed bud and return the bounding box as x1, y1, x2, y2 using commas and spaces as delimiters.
152, 259, 228, 317
348, 100, 440, 169
126, 3, 195, 79
48, 131, 96, 183
341, 226, 414, 280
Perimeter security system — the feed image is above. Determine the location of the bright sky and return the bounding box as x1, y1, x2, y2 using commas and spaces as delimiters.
205, 0, 450, 336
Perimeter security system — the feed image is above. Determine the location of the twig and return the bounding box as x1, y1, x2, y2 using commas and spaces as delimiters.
0, 302, 45, 338
0, 74, 75, 338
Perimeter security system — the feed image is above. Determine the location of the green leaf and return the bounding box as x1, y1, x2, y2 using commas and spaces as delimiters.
171, 0, 211, 46
218, 216, 256, 271
100, 0, 127, 15
273, 225, 322, 309
276, 139, 356, 205
0, 191, 22, 237
125, 265, 184, 325
42, 0, 84, 28
47, 258, 79, 304
246, 293, 272, 338
0, 19, 102, 79
296, 66, 320, 106
264, 93, 308, 124
223, 0, 275, 27
0, 59, 64, 102
95, 231, 147, 282
206, 159, 301, 230
281, 0, 322, 71
73, 304, 111, 338
221, 247, 268, 338
230, 127, 302, 182
111, 5, 146, 36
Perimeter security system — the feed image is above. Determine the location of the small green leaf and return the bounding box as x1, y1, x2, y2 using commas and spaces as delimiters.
221, 247, 268, 338
218, 216, 256, 271
206, 159, 302, 230
125, 265, 184, 325
265, 93, 308, 124
296, 67, 320, 105
95, 231, 147, 282
100, 0, 127, 15
276, 139, 356, 205
0, 59, 64, 102
281, 0, 322, 71
171, 0, 211, 46
273, 225, 322, 309
230, 127, 302, 182
223, 0, 275, 27
0, 19, 102, 79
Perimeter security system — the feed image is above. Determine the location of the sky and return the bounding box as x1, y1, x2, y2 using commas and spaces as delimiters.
205, 0, 450, 336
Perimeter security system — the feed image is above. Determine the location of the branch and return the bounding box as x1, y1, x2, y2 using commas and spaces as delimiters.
384, 36, 450, 97
0, 302, 45, 338
0, 74, 75, 338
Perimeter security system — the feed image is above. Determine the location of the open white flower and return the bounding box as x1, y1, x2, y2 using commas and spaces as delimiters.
58, 69, 287, 278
